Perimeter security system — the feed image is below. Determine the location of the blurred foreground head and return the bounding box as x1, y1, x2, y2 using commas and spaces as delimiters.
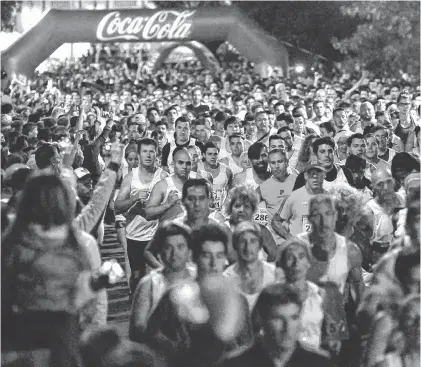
169, 275, 248, 342
81, 326, 165, 367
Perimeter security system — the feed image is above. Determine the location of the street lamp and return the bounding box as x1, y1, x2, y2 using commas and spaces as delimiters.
295, 64, 305, 74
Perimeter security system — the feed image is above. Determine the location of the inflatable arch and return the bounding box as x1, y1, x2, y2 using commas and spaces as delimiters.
147, 41, 222, 74
2, 7, 289, 79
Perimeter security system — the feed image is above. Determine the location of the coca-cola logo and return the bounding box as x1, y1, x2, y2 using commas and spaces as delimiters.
96, 10, 195, 42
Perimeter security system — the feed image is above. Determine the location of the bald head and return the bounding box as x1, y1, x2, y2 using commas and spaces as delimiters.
371, 167, 393, 186
173, 147, 192, 179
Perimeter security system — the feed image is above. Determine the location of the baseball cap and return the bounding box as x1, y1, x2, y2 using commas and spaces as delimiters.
304, 161, 326, 173
74, 167, 91, 180
234, 221, 261, 237
334, 130, 352, 144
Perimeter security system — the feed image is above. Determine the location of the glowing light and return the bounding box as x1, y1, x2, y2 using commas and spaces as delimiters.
295, 64, 305, 74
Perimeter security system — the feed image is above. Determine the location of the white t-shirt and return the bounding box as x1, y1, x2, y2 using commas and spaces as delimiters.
277, 186, 316, 236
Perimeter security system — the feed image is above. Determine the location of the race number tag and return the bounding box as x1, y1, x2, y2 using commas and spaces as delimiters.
302, 215, 312, 233
302, 202, 311, 232
213, 188, 225, 211
254, 203, 268, 226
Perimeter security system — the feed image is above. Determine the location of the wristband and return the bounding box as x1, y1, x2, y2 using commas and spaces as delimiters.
107, 162, 120, 173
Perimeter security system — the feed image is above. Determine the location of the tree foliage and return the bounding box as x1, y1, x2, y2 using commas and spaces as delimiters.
332, 1, 420, 76
1, 1, 22, 32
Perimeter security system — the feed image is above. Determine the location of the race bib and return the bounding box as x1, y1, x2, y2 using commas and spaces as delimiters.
213, 188, 225, 211
254, 204, 268, 226
302, 202, 311, 232
302, 215, 312, 233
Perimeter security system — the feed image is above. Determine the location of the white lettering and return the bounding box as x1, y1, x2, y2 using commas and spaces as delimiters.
96, 10, 195, 42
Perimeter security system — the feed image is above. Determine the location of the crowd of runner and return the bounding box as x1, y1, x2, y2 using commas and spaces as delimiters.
1, 43, 420, 367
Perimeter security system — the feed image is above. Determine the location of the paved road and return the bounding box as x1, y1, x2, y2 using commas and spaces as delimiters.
102, 224, 131, 337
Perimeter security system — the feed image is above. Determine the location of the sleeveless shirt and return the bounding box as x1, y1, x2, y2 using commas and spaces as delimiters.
245, 168, 268, 226
226, 154, 243, 175
223, 261, 277, 311
298, 232, 349, 294
126, 167, 163, 241
211, 163, 230, 212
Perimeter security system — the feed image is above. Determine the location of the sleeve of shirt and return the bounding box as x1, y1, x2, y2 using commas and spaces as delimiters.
73, 168, 117, 233
292, 173, 306, 191
161, 142, 171, 167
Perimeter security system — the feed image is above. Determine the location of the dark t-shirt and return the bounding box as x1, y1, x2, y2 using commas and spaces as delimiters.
292, 165, 354, 191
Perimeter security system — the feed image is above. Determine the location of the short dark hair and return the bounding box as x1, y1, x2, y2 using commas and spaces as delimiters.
248, 142, 266, 160
214, 111, 228, 123
228, 133, 243, 143
269, 134, 283, 144
193, 118, 206, 127
150, 221, 193, 256
252, 283, 303, 331
276, 112, 294, 125
319, 121, 336, 135
147, 107, 159, 116
370, 125, 388, 135
397, 90, 411, 103
312, 99, 324, 108
277, 126, 292, 135
182, 178, 210, 200
35, 143, 59, 169
137, 137, 157, 152
312, 136, 335, 154
224, 116, 238, 130
156, 120, 168, 128
203, 141, 219, 153
175, 116, 190, 128
394, 247, 420, 291
332, 107, 345, 116
166, 104, 178, 115
191, 224, 229, 262
345, 154, 367, 171
348, 133, 365, 147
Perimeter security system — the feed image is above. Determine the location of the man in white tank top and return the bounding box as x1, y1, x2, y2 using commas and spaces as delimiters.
115, 138, 168, 293
232, 142, 271, 227
220, 134, 245, 176
202, 142, 233, 212
297, 195, 364, 301
145, 147, 195, 224
363, 168, 405, 266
